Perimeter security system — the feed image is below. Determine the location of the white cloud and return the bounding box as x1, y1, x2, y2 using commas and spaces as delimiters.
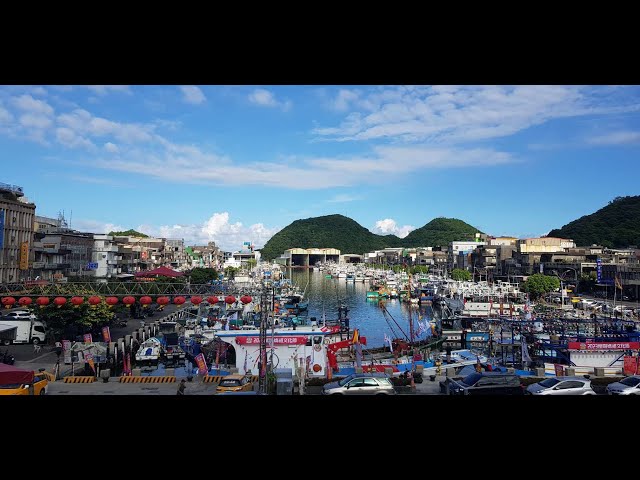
332, 89, 361, 111
30, 87, 47, 96
86, 85, 132, 95
0, 106, 13, 124
327, 193, 361, 203
314, 85, 640, 143
104, 142, 119, 153
248, 88, 291, 111
90, 142, 515, 190
371, 219, 416, 238
55, 127, 95, 149
57, 108, 154, 144
11, 94, 54, 116
134, 212, 282, 251
180, 85, 206, 105
588, 130, 640, 145
71, 219, 126, 234
19, 113, 53, 130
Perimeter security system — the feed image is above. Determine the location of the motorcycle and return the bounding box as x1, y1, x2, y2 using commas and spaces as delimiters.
117, 320, 128, 328
0, 349, 15, 365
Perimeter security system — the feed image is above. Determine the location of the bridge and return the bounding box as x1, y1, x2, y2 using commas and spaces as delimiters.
0, 280, 270, 299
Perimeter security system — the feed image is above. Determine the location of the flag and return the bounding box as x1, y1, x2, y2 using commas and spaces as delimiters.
194, 353, 208, 375
85, 353, 96, 375
384, 333, 393, 352
615, 273, 623, 291
352, 329, 360, 344
354, 343, 362, 368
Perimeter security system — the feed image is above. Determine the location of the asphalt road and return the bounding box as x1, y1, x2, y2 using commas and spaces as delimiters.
5, 303, 186, 362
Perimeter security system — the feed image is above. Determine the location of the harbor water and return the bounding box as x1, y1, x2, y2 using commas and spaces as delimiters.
287, 268, 432, 349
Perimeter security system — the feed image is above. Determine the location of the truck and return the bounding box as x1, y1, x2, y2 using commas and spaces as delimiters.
0, 319, 47, 345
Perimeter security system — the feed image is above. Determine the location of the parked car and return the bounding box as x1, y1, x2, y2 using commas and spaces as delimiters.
0, 371, 50, 396
445, 372, 524, 395
2, 310, 37, 320
606, 375, 640, 395
526, 376, 596, 395
322, 372, 396, 395
216, 374, 254, 393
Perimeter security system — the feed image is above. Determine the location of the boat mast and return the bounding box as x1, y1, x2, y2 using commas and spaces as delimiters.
408, 272, 414, 344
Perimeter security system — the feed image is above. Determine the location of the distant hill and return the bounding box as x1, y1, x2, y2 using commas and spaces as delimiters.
259, 214, 483, 260
108, 229, 149, 237
547, 195, 640, 248
259, 214, 402, 260
403, 217, 482, 247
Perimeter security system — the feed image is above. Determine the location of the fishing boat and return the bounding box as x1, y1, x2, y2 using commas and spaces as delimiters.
135, 337, 162, 366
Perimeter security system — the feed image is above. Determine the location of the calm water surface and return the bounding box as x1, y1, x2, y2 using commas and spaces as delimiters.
287, 268, 432, 348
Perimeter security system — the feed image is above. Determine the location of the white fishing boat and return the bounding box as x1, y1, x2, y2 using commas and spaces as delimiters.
135, 337, 162, 366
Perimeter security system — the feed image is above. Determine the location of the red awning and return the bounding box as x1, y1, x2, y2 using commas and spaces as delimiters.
0, 363, 34, 385
134, 266, 184, 278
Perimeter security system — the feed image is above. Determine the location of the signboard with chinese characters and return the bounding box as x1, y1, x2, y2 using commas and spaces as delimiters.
236, 336, 307, 345
19, 241, 29, 270
102, 326, 111, 343
62, 339, 72, 364
567, 341, 640, 351
194, 352, 208, 375
83, 333, 93, 344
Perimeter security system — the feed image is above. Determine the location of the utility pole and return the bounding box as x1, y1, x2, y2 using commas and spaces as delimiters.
258, 282, 268, 394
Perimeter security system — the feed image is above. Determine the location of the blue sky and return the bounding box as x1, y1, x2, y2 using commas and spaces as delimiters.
1, 85, 639, 251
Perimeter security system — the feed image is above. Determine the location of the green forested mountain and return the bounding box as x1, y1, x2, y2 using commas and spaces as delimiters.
403, 217, 482, 247
547, 195, 640, 248
259, 214, 482, 260
108, 229, 149, 237
260, 214, 402, 260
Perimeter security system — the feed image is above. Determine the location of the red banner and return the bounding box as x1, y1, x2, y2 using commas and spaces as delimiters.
554, 364, 565, 376
62, 340, 71, 351
567, 341, 640, 351
623, 356, 640, 375
236, 336, 308, 345
83, 333, 93, 344
194, 353, 208, 375
85, 353, 96, 374
102, 326, 111, 343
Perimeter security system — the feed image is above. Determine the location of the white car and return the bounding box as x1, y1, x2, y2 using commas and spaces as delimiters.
606, 375, 640, 395
3, 310, 36, 320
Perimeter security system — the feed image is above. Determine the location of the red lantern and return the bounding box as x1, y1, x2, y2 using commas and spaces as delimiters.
240, 295, 252, 304
54, 297, 67, 307
173, 296, 186, 305
88, 296, 102, 306
123, 296, 136, 307
225, 295, 236, 304
207, 296, 218, 304
1, 297, 16, 308
36, 297, 50, 307
157, 296, 170, 306
18, 297, 32, 307
140, 296, 152, 306
105, 296, 119, 307
312, 363, 322, 373
190, 296, 202, 305
71, 296, 84, 306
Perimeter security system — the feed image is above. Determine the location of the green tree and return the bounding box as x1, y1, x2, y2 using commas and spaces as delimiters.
520, 274, 560, 300
410, 265, 429, 274
450, 268, 471, 281
224, 266, 239, 279
189, 268, 218, 284
36, 302, 116, 341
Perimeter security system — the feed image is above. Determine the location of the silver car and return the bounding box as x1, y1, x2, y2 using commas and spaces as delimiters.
322, 372, 396, 395
606, 375, 640, 395
526, 376, 596, 395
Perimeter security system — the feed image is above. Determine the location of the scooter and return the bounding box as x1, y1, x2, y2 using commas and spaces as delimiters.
0, 349, 15, 365
117, 320, 128, 328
